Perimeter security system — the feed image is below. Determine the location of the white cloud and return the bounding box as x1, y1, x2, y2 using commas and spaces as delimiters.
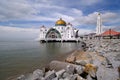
0, 26, 39, 32
102, 25, 120, 32
0, 0, 37, 21
71, 11, 120, 27
0, 26, 39, 41
0, 0, 120, 32
78, 29, 93, 35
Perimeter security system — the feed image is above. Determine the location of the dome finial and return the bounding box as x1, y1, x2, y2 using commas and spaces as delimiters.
60, 18, 62, 20
98, 12, 100, 15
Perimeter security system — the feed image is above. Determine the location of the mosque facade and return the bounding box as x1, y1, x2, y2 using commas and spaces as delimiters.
39, 18, 79, 42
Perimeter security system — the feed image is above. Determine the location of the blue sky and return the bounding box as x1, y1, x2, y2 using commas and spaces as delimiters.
0, 0, 120, 40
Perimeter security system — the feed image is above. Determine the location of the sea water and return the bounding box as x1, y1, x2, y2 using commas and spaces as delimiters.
0, 41, 82, 80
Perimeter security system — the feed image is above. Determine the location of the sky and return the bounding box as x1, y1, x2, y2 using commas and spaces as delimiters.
0, 0, 120, 41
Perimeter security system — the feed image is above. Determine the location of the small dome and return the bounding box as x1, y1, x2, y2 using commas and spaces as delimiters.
40, 25, 46, 28
55, 18, 66, 26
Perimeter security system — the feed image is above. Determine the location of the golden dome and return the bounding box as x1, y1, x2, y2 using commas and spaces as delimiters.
55, 18, 66, 26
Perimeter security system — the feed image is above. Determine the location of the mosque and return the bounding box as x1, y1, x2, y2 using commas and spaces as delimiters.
39, 18, 79, 42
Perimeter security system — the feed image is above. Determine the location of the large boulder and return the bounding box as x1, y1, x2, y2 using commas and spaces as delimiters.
49, 60, 78, 71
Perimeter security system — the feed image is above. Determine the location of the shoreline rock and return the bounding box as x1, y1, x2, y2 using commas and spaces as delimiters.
16, 39, 120, 80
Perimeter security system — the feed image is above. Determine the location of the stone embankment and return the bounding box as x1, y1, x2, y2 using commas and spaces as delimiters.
16, 39, 120, 80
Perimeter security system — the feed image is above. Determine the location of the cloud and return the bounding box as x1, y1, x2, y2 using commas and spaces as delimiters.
71, 11, 120, 27
0, 26, 39, 41
0, 0, 100, 22
0, 26, 39, 32
0, 0, 37, 21
0, 0, 120, 33
78, 29, 93, 35
102, 25, 120, 32
80, 0, 102, 6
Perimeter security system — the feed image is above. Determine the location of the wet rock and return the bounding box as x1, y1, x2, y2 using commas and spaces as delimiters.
17, 75, 25, 80
45, 70, 56, 80
32, 69, 44, 80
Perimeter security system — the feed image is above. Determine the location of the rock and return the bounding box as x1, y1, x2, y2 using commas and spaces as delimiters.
87, 75, 93, 80
17, 75, 25, 80
75, 66, 84, 75
75, 60, 87, 66
77, 74, 85, 80
118, 66, 120, 78
45, 70, 56, 80
66, 65, 75, 74
59, 79, 64, 80
105, 57, 113, 68
62, 72, 71, 78
56, 69, 66, 78
52, 77, 59, 80
32, 69, 44, 80
96, 66, 119, 80
84, 64, 97, 78
49, 60, 77, 71
98, 51, 105, 56
65, 55, 76, 63
64, 74, 77, 80
86, 54, 92, 58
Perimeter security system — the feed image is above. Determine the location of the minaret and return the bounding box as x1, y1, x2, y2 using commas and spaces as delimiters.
96, 12, 102, 35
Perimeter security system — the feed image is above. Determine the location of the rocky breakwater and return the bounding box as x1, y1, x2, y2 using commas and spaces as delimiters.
83, 39, 120, 80
16, 39, 120, 80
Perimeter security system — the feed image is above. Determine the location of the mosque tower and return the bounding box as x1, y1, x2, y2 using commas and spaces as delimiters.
96, 12, 102, 35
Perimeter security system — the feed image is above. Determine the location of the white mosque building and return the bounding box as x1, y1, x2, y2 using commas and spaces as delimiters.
39, 18, 79, 42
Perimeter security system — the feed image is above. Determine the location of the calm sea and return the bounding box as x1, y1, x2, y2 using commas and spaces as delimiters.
0, 41, 82, 80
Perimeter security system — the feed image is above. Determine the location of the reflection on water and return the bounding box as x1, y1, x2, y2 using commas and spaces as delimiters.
43, 43, 80, 54
0, 41, 82, 80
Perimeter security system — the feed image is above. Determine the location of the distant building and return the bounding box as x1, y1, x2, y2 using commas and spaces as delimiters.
101, 29, 120, 39
39, 18, 79, 42
79, 33, 96, 40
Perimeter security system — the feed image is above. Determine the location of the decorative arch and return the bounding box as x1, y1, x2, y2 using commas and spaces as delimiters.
45, 28, 61, 38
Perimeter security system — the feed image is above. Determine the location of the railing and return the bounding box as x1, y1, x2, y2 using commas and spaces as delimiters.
40, 38, 80, 41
